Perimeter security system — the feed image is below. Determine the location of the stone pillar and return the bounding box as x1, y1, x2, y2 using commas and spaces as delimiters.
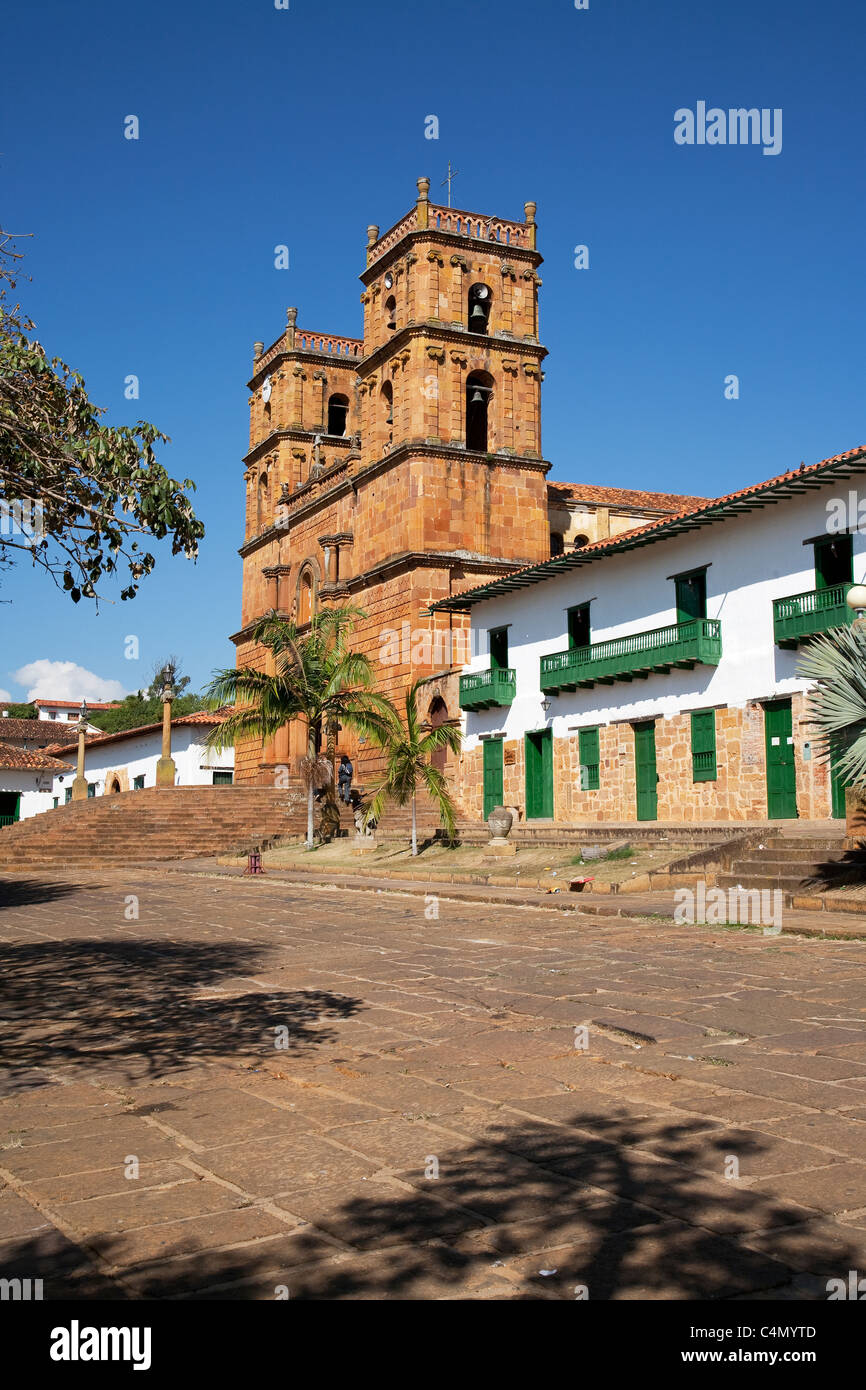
416, 176, 430, 229
524, 200, 537, 250
285, 306, 297, 349
155, 668, 177, 787
71, 706, 89, 801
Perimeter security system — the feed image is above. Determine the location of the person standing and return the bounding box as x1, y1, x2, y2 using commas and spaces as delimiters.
337, 754, 353, 804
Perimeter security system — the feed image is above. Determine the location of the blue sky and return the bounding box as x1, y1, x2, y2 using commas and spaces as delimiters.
2, 0, 864, 701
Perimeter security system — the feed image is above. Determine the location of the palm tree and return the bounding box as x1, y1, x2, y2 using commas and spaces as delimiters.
205, 606, 395, 848
798, 621, 866, 795
363, 679, 462, 855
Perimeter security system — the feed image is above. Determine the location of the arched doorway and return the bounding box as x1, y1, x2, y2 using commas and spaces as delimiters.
428, 696, 449, 772
108, 777, 121, 795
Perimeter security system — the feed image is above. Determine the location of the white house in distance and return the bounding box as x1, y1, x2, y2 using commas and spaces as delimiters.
31, 698, 121, 731
46, 711, 235, 805
0, 745, 73, 827
432, 446, 866, 826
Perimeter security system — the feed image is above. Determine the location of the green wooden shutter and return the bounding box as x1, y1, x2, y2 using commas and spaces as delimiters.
675, 571, 707, 623
578, 727, 600, 790
690, 710, 717, 782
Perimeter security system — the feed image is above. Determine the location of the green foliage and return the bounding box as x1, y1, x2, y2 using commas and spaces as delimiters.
88, 692, 205, 735
798, 622, 866, 789
0, 230, 204, 602
145, 655, 191, 700
205, 607, 396, 848
605, 843, 633, 861
2, 702, 37, 718
362, 678, 462, 854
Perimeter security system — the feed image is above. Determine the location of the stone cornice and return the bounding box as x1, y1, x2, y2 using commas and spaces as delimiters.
359, 322, 547, 377
243, 429, 355, 468
238, 442, 551, 559
247, 321, 546, 394
360, 227, 543, 287
229, 551, 529, 646
248, 347, 361, 392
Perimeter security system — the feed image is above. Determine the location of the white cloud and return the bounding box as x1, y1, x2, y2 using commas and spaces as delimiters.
12, 661, 129, 703
0, 689, 12, 704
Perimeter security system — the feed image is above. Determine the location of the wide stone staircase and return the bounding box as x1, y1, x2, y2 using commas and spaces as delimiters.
0, 786, 310, 868
715, 826, 865, 897
0, 781, 450, 869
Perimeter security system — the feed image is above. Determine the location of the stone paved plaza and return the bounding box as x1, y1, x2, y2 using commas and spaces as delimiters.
1, 869, 866, 1300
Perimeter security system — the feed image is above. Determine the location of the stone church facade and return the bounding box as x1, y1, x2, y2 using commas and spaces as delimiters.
231, 179, 704, 787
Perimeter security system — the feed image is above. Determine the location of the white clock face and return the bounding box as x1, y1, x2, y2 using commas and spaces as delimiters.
261, 376, 272, 403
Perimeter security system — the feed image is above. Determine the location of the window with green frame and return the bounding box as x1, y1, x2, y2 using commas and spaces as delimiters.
578, 726, 600, 790
690, 710, 717, 782
133, 774, 145, 790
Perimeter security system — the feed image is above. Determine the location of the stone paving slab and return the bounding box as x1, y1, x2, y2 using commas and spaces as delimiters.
1, 866, 866, 1299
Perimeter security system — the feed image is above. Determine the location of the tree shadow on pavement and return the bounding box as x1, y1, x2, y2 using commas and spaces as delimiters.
0, 877, 88, 909
4, 1110, 856, 1301
0, 939, 361, 1091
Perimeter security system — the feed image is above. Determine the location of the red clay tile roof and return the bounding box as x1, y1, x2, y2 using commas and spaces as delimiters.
0, 718, 71, 746
0, 742, 73, 771
433, 444, 866, 610
548, 482, 707, 513
48, 710, 228, 757
32, 699, 121, 710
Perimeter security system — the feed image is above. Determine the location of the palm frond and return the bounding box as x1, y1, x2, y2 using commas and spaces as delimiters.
799, 623, 866, 788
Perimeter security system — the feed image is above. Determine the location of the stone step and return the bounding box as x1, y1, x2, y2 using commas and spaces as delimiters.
731, 854, 850, 873
717, 872, 823, 892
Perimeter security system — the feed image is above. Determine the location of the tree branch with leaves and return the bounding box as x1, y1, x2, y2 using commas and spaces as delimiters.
0, 228, 204, 602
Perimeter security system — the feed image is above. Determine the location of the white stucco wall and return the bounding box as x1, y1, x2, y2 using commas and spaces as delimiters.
461, 479, 866, 749
47, 727, 235, 803
0, 769, 63, 821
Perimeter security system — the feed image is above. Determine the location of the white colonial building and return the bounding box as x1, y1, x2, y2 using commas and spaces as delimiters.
0, 745, 74, 827
432, 447, 866, 825
47, 711, 235, 804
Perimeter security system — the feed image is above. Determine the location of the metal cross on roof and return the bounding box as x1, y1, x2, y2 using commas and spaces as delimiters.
441, 161, 460, 208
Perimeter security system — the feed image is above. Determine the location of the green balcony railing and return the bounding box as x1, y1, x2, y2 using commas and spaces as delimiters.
540, 618, 722, 692
459, 667, 517, 711
773, 583, 853, 649
0, 815, 18, 829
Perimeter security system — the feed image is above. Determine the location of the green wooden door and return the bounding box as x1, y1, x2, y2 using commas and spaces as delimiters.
567, 604, 591, 650
634, 722, 658, 821
815, 535, 853, 590
675, 571, 707, 623
830, 750, 847, 820
525, 729, 553, 819
482, 739, 504, 820
764, 699, 798, 819
489, 627, 508, 670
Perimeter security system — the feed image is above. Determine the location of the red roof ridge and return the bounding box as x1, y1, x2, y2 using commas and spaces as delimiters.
434, 444, 866, 609
0, 742, 74, 771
